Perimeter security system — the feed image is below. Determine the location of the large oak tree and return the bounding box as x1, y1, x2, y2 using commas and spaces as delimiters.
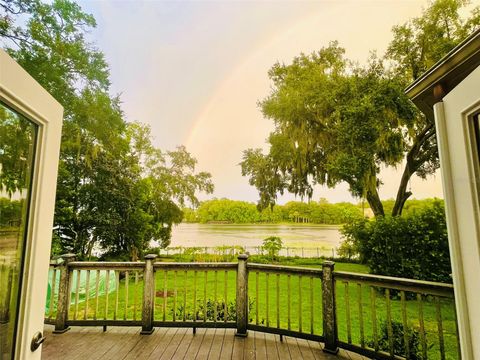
241, 0, 480, 217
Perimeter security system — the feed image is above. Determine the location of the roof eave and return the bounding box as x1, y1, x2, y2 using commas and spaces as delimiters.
405, 28, 480, 120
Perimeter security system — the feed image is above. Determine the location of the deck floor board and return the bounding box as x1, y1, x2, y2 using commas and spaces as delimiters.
41, 325, 367, 360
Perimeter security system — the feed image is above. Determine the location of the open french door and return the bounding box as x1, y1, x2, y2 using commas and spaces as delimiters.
0, 50, 63, 359
434, 64, 480, 358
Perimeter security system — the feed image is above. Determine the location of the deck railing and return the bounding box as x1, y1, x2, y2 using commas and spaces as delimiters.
45, 254, 458, 359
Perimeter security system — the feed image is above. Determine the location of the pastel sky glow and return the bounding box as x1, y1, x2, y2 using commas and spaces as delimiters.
79, 0, 443, 204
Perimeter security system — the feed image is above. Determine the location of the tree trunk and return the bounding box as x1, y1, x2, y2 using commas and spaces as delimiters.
392, 123, 436, 217
366, 187, 384, 217
392, 160, 413, 217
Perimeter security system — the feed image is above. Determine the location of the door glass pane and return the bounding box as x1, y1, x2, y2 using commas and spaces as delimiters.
0, 102, 37, 359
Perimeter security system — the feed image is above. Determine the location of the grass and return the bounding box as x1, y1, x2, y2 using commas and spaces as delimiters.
47, 257, 458, 360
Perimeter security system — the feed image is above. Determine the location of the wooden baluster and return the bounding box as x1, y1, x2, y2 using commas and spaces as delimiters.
370, 286, 378, 352
345, 282, 351, 344
358, 283, 364, 348
74, 270, 81, 321
173, 270, 177, 322
386, 289, 394, 357
184, 271, 187, 322
224, 270, 228, 323
84, 270, 90, 320
124, 271, 129, 320
287, 274, 291, 331
417, 293, 427, 359
114, 271, 120, 321
133, 271, 139, 321
105, 270, 110, 320
277, 274, 280, 329
255, 272, 259, 325
435, 296, 446, 360
193, 270, 197, 323
266, 273, 270, 327
94, 270, 100, 320
48, 269, 57, 320
203, 271, 207, 323
163, 271, 168, 322
213, 270, 217, 323
298, 275, 302, 332
400, 291, 410, 359
310, 276, 314, 334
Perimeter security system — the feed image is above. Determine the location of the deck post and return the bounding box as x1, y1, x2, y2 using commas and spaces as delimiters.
53, 253, 76, 333
322, 261, 338, 353
141, 254, 157, 335
235, 254, 249, 337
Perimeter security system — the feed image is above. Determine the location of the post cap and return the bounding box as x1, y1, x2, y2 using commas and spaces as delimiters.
61, 253, 76, 260
322, 261, 335, 268
237, 254, 249, 260
144, 254, 158, 260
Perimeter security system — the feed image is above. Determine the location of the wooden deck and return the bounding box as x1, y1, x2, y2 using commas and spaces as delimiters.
41, 325, 369, 360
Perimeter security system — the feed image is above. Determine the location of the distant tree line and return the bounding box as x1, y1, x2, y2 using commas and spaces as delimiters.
182, 198, 444, 225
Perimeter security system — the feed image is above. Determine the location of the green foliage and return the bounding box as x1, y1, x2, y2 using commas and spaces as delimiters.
187, 198, 362, 225
196, 199, 260, 223
171, 297, 256, 323
0, 1, 213, 260
368, 320, 423, 359
261, 236, 282, 260
0, 198, 22, 227
342, 200, 451, 282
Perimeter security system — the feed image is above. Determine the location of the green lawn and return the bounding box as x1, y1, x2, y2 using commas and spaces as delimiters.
49, 260, 457, 360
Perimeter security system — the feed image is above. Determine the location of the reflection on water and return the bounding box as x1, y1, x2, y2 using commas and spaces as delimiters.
170, 223, 343, 249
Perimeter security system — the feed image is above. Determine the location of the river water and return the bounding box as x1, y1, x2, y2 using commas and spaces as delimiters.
170, 223, 343, 254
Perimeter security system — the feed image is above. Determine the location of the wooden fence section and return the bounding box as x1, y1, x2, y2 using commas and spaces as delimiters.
45, 254, 458, 359
246, 263, 324, 343
151, 262, 238, 330
333, 272, 459, 360
158, 246, 338, 259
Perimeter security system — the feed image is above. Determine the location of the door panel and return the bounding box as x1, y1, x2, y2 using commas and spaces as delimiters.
0, 49, 63, 359
0, 103, 38, 359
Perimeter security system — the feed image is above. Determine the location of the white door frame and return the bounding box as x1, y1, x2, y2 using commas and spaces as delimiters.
434, 64, 480, 359
0, 49, 63, 359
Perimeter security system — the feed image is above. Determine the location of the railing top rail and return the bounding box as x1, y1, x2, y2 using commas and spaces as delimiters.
247, 263, 323, 276
68, 261, 145, 270
153, 262, 237, 270
334, 271, 454, 297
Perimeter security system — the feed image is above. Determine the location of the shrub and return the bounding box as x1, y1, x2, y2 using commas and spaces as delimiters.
172, 298, 255, 323
368, 320, 423, 359
341, 200, 451, 282
261, 236, 283, 260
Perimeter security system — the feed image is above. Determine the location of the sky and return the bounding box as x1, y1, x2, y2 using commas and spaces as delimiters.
78, 0, 444, 205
